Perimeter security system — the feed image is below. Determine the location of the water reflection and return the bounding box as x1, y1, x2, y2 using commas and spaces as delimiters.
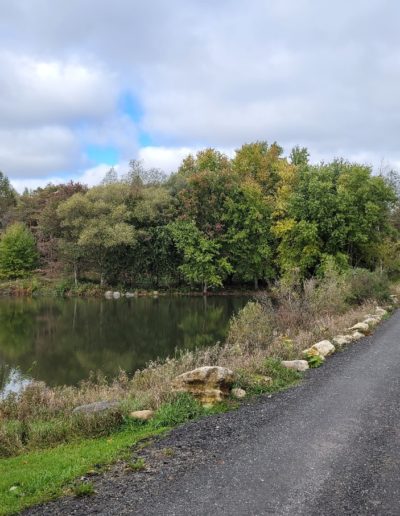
0, 296, 248, 393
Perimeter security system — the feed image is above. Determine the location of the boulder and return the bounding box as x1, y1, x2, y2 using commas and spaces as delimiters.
363, 317, 380, 327
375, 307, 387, 317
113, 291, 121, 299
304, 340, 335, 357
351, 331, 364, 341
349, 322, 369, 333
72, 400, 120, 414
104, 291, 113, 299
281, 360, 309, 372
130, 409, 154, 421
231, 387, 246, 399
171, 366, 235, 405
333, 335, 352, 347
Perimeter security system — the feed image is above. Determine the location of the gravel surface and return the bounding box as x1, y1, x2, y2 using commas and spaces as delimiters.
26, 309, 400, 515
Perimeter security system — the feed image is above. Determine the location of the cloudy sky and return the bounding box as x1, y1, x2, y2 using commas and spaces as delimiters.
1, 0, 399, 191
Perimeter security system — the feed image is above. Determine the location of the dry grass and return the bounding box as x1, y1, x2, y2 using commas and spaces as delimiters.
0, 270, 394, 457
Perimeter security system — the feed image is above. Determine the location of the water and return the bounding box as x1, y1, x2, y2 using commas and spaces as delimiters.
0, 295, 249, 396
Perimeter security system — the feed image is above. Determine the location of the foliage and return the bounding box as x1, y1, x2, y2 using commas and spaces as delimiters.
0, 143, 397, 290
169, 221, 232, 293
0, 223, 38, 279
304, 350, 325, 368
345, 269, 390, 304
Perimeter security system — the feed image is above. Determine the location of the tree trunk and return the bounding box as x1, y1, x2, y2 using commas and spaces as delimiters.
203, 280, 208, 295
73, 263, 78, 287
100, 272, 104, 286
254, 277, 259, 290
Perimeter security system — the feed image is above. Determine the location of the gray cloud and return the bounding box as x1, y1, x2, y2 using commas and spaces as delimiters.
1, 0, 400, 181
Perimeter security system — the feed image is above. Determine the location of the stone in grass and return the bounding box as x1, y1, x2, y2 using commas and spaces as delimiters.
171, 366, 235, 406
351, 331, 364, 341
130, 410, 154, 421
363, 317, 380, 327
113, 291, 121, 299
281, 360, 309, 372
72, 400, 120, 414
333, 335, 352, 347
304, 340, 335, 358
349, 322, 369, 333
104, 291, 113, 299
231, 387, 246, 399
375, 307, 388, 317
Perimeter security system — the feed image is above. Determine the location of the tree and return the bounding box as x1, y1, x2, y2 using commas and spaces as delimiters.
57, 184, 136, 285
169, 221, 232, 294
0, 223, 38, 278
0, 171, 17, 228
222, 179, 274, 288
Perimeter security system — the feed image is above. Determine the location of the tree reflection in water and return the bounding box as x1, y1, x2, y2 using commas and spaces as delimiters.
0, 296, 248, 393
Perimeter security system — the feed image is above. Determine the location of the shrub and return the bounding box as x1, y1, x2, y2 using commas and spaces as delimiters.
0, 223, 38, 279
226, 302, 273, 352
345, 269, 390, 304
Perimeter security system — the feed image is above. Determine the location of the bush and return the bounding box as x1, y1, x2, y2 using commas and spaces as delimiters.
345, 269, 390, 304
0, 223, 38, 279
226, 302, 273, 352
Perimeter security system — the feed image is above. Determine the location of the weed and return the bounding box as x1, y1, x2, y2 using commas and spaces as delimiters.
128, 458, 146, 471
162, 447, 174, 457
72, 481, 95, 497
152, 393, 204, 428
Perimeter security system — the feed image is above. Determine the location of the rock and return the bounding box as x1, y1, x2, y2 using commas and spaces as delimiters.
153, 290, 159, 297
349, 322, 369, 333
104, 291, 113, 299
305, 340, 335, 357
351, 331, 364, 341
363, 317, 380, 327
375, 307, 388, 316
130, 409, 154, 421
113, 291, 121, 299
281, 360, 309, 372
333, 335, 352, 347
389, 294, 398, 303
72, 401, 120, 414
171, 366, 235, 405
231, 387, 246, 399
263, 376, 273, 385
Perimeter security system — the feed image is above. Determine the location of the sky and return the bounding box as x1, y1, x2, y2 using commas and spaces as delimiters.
1, 0, 400, 191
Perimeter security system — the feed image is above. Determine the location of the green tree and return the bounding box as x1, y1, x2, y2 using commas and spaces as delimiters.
0, 171, 17, 228
57, 184, 136, 285
169, 221, 232, 293
223, 179, 274, 288
0, 223, 38, 278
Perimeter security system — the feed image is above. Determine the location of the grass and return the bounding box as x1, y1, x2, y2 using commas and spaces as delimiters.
0, 424, 168, 516
128, 458, 146, 471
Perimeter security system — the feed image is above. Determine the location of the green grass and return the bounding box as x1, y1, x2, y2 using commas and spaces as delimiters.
0, 425, 167, 516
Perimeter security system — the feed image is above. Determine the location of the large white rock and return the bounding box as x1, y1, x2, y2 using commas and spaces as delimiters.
281, 360, 309, 372
363, 317, 380, 327
349, 322, 369, 333
311, 340, 335, 357
375, 307, 387, 316
333, 335, 352, 347
351, 331, 364, 341
172, 366, 235, 405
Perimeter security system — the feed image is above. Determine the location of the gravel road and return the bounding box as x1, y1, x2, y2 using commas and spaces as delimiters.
26, 309, 400, 515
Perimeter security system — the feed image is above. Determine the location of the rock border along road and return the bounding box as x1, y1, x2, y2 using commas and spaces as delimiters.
27, 309, 400, 515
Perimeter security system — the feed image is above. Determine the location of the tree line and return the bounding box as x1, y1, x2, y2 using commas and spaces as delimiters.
0, 141, 399, 292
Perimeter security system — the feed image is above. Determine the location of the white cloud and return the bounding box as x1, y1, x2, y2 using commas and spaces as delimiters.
0, 52, 117, 127
0, 126, 80, 177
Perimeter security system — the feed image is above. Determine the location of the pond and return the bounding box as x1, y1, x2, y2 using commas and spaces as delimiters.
0, 295, 249, 396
